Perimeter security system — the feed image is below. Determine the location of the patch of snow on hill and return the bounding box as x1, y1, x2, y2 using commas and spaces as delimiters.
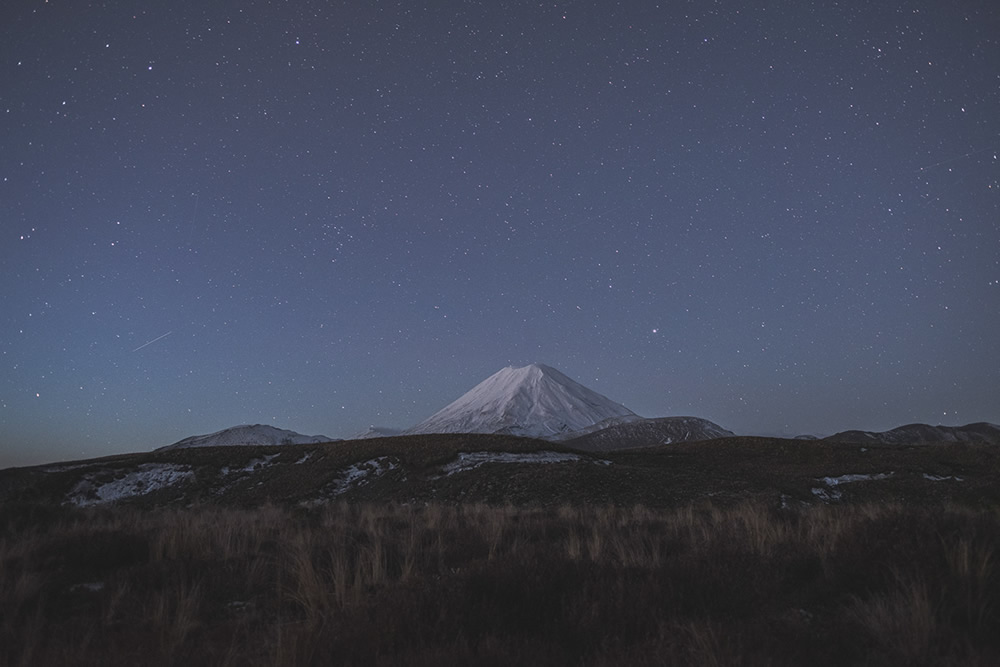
923, 473, 964, 482
221, 453, 281, 476
327, 457, 398, 496
43, 463, 99, 473
811, 472, 895, 503
438, 450, 597, 476
819, 472, 894, 486
811, 487, 842, 503
68, 464, 194, 507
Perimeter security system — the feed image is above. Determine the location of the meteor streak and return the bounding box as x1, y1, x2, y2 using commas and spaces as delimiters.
132, 331, 172, 352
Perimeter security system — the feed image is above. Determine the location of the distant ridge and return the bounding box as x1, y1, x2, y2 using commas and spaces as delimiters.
824, 422, 1000, 446
406, 363, 640, 440
158, 424, 334, 451
567, 416, 734, 451
350, 426, 404, 440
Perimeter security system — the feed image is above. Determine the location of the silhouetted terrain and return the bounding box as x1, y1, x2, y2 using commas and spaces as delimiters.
2, 434, 999, 665
825, 421, 1000, 446
3, 434, 997, 509
566, 416, 733, 451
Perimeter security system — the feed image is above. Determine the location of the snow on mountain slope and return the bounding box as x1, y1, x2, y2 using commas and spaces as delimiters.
158, 424, 334, 451
405, 363, 639, 440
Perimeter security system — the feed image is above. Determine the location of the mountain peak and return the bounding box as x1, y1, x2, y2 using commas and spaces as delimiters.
515, 362, 555, 372
406, 364, 639, 439
505, 363, 567, 380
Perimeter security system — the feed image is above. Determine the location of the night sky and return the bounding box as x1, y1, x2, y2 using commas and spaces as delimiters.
2, 1, 998, 467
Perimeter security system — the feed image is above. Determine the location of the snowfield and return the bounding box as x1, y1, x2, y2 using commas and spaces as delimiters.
818, 472, 895, 486
811, 487, 842, 503
811, 472, 895, 503
923, 473, 964, 482
326, 457, 399, 496
67, 463, 194, 507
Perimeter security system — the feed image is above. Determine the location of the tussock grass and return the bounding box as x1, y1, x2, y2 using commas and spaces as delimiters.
849, 573, 937, 664
1, 500, 999, 665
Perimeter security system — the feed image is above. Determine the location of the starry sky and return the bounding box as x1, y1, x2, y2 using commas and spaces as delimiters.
2, 0, 998, 467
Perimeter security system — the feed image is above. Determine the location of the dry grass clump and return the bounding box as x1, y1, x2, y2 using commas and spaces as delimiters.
1, 500, 998, 666
849, 574, 936, 664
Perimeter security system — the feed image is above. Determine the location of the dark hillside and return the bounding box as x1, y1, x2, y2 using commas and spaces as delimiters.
2, 434, 998, 509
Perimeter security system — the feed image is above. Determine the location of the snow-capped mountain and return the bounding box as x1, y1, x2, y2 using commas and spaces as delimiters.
158, 424, 334, 451
567, 416, 734, 451
405, 363, 640, 440
824, 422, 1000, 446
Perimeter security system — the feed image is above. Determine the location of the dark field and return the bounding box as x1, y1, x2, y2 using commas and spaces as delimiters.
1, 436, 999, 665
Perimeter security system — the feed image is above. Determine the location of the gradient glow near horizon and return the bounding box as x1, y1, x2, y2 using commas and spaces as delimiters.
2, 1, 998, 467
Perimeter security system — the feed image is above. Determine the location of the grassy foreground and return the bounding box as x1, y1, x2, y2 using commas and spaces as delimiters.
2, 501, 998, 666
